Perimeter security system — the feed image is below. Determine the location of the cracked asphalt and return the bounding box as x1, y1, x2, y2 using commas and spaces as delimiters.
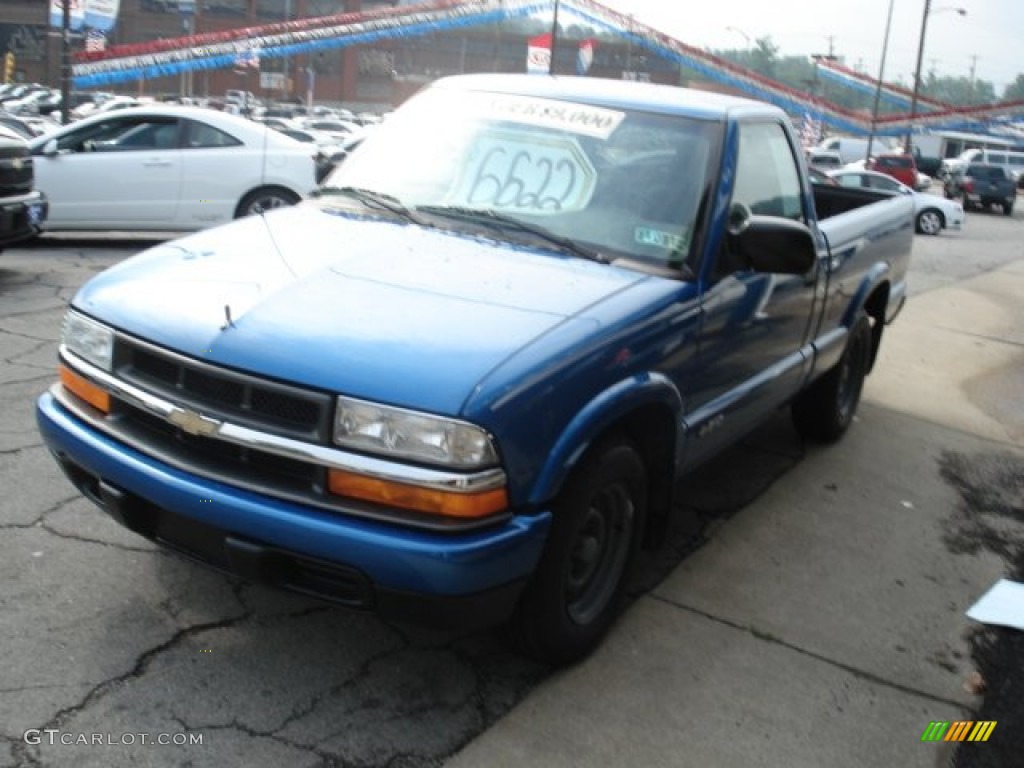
2, 208, 1022, 768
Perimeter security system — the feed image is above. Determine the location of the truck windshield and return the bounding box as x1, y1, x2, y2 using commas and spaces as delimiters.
320, 86, 720, 270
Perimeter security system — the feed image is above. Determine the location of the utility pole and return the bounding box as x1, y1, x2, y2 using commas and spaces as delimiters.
548, 0, 559, 75
967, 55, 977, 101
866, 0, 895, 162
60, 0, 71, 125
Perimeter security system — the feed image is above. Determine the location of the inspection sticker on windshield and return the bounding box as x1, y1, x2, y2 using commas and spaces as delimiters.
448, 129, 596, 214
466, 93, 625, 139
635, 226, 688, 253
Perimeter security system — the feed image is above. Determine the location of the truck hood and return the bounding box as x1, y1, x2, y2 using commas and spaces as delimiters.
74, 204, 647, 414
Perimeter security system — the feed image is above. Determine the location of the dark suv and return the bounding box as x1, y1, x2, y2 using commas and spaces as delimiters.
945, 163, 1016, 215
0, 130, 48, 252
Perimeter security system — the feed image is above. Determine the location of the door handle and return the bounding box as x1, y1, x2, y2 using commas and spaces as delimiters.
142, 159, 173, 167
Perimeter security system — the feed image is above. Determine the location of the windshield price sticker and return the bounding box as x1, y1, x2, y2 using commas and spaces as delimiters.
464, 93, 625, 140
449, 131, 597, 215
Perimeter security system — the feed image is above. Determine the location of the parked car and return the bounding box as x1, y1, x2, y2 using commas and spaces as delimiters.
817, 136, 874, 165
829, 169, 964, 235
944, 163, 1016, 215
0, 129, 48, 253
272, 127, 347, 182
301, 118, 361, 140
0, 114, 37, 140
38, 74, 914, 664
806, 166, 839, 186
941, 148, 982, 178
866, 152, 918, 187
971, 149, 1024, 189
27, 105, 317, 231
912, 171, 932, 191
806, 148, 843, 172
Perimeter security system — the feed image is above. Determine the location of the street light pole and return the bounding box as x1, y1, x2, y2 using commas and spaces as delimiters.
905, 2, 967, 153
60, 0, 71, 125
867, 0, 896, 161
548, 0, 560, 75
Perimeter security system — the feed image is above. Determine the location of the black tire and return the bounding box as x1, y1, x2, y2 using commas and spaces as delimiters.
792, 311, 872, 443
235, 186, 301, 218
511, 437, 647, 665
1003, 201, 1014, 216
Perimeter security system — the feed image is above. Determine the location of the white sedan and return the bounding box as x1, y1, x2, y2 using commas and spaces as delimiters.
829, 169, 964, 236
28, 105, 317, 232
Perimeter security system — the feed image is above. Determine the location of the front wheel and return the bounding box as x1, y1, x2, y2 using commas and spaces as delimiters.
1003, 201, 1014, 216
235, 186, 301, 218
792, 312, 872, 443
916, 209, 943, 235
511, 437, 647, 665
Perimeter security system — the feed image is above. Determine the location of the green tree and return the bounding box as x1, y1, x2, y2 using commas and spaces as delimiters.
1004, 74, 1024, 101
923, 73, 996, 105
750, 36, 779, 78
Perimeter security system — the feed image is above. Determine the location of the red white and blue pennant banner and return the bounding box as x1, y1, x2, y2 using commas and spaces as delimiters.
72, 0, 549, 87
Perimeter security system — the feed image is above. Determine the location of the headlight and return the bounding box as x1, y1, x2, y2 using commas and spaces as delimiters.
62, 310, 114, 371
333, 396, 498, 469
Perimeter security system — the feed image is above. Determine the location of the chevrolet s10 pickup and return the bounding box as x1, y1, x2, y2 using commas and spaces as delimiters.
37, 75, 914, 664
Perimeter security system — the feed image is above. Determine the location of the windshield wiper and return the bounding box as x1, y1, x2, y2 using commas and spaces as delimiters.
415, 205, 609, 264
313, 186, 422, 224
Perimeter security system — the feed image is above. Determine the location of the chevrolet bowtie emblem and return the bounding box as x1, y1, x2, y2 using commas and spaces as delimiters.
167, 408, 221, 437
11, 158, 23, 170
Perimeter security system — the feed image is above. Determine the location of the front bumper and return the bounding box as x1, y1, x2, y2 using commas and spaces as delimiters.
37, 391, 551, 630
0, 190, 46, 248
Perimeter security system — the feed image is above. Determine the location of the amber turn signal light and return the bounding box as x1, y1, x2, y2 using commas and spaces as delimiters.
327, 469, 507, 519
59, 364, 111, 414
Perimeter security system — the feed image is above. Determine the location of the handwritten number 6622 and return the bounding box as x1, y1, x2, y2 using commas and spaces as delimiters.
468, 147, 578, 211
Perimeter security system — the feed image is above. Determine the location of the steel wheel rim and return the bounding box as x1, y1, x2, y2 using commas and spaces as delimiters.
565, 482, 635, 626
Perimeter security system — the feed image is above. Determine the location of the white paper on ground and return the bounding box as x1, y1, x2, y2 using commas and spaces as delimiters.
966, 579, 1024, 630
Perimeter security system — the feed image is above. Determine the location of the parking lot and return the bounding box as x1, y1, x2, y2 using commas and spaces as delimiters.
2, 205, 1023, 767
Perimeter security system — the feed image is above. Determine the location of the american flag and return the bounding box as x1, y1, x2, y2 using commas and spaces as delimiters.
576, 39, 595, 76
84, 29, 106, 53
799, 113, 822, 147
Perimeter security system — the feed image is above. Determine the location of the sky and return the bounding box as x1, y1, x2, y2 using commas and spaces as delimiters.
588, 0, 1023, 95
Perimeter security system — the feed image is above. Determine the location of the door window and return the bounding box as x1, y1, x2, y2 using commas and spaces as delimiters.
54, 116, 179, 153
732, 122, 804, 221
184, 120, 243, 148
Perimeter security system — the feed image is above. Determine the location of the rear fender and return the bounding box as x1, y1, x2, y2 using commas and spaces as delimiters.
842, 262, 891, 329
814, 263, 891, 376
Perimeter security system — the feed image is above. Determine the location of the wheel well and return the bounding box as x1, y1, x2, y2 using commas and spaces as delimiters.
587, 404, 678, 550
862, 283, 889, 373
234, 185, 300, 218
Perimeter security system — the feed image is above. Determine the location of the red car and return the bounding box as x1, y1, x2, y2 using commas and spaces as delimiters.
867, 152, 918, 188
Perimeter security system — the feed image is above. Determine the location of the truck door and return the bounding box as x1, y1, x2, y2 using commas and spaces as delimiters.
685, 121, 821, 464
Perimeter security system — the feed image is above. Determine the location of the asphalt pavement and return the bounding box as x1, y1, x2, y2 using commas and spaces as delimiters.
445, 250, 1024, 766
1, 213, 1022, 767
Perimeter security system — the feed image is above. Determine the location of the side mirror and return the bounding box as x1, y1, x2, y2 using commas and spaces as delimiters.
727, 203, 817, 275
41, 138, 59, 156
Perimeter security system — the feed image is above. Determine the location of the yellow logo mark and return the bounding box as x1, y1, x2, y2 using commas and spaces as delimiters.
168, 408, 221, 437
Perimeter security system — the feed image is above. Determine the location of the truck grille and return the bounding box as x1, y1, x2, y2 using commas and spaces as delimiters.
113, 400, 325, 494
115, 338, 331, 442
0, 146, 33, 197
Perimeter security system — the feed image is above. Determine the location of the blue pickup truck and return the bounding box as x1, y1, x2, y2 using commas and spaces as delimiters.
37, 75, 913, 664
